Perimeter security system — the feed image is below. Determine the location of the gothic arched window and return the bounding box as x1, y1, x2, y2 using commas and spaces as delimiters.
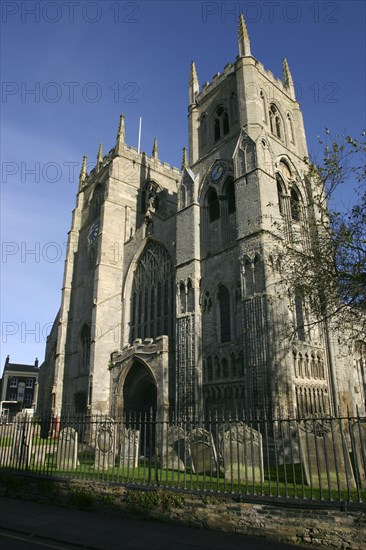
130, 241, 174, 342
187, 279, 194, 312
290, 187, 301, 222
207, 188, 220, 222
269, 104, 282, 140
213, 105, 230, 142
260, 90, 267, 123
287, 113, 295, 144
179, 282, 186, 314
294, 290, 306, 342
200, 113, 207, 147
80, 324, 91, 371
276, 175, 286, 216
92, 184, 103, 219
225, 177, 236, 214
218, 285, 231, 343
253, 254, 265, 293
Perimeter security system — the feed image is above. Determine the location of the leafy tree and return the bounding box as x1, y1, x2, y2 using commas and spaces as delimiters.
278, 131, 366, 339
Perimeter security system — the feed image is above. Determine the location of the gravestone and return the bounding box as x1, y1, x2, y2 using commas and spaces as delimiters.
95, 418, 116, 470
119, 428, 140, 468
158, 426, 191, 472
188, 428, 217, 474
11, 419, 33, 468
352, 421, 366, 489
221, 422, 264, 483
32, 446, 47, 469
56, 427, 79, 470
298, 420, 355, 490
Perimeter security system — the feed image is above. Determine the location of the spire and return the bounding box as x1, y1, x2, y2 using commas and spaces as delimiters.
181, 146, 188, 170
151, 137, 159, 159
115, 114, 125, 155
97, 143, 103, 164
238, 14, 251, 57
78, 155, 87, 191
282, 58, 296, 99
96, 143, 103, 172
189, 61, 199, 105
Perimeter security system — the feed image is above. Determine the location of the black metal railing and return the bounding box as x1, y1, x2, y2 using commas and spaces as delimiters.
1, 411, 365, 504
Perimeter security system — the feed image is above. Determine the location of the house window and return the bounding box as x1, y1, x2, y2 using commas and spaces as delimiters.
26, 378, 33, 388
218, 285, 231, 343
8, 392, 17, 401
24, 394, 32, 406
9, 377, 17, 388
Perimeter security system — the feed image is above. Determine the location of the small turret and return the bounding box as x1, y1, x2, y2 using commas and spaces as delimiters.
181, 146, 188, 170
238, 14, 251, 57
151, 137, 159, 159
282, 58, 296, 100
115, 114, 125, 156
78, 155, 87, 191
96, 143, 103, 172
189, 61, 199, 105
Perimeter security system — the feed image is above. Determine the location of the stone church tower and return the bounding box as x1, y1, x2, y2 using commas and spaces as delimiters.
38, 17, 365, 421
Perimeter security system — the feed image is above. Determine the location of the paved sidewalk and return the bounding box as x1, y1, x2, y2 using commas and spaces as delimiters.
0, 497, 303, 549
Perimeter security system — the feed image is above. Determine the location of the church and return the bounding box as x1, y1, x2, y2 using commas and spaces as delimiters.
38, 16, 365, 422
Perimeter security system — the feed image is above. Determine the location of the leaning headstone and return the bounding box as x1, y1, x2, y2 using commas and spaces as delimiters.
188, 428, 217, 474
56, 427, 79, 470
352, 421, 366, 489
158, 426, 191, 472
298, 420, 355, 490
0, 425, 13, 467
95, 418, 116, 470
221, 422, 264, 483
119, 428, 140, 468
11, 419, 33, 468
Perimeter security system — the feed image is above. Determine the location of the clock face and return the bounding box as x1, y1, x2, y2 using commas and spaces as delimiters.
210, 162, 226, 183
88, 221, 99, 245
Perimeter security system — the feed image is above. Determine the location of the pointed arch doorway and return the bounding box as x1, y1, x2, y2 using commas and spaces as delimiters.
123, 360, 157, 456
123, 360, 157, 417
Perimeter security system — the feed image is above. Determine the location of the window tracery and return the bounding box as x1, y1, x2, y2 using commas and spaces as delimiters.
213, 105, 230, 142
130, 241, 174, 342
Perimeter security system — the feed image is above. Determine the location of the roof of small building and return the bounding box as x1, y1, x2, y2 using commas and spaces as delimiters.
4, 363, 39, 374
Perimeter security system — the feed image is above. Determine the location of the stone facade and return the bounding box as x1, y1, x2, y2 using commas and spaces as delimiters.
37, 17, 365, 421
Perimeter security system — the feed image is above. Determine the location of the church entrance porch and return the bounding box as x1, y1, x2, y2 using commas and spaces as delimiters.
109, 336, 170, 423
110, 337, 171, 459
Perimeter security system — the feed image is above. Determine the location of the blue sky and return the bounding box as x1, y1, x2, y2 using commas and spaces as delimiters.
1, 0, 365, 375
